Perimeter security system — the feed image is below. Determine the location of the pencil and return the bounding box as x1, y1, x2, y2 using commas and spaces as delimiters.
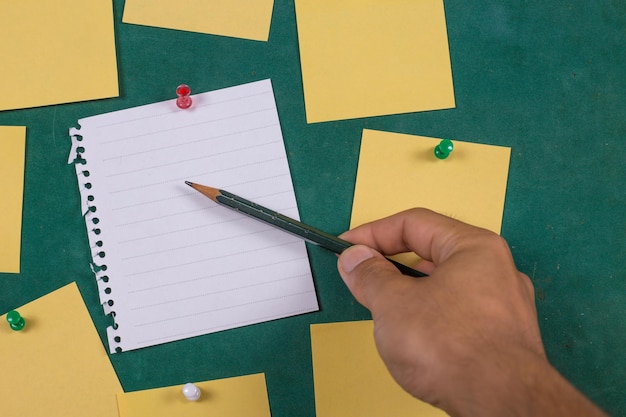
185, 181, 426, 278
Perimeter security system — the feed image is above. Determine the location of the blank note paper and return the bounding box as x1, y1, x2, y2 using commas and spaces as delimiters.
351, 130, 511, 265
295, 0, 455, 123
0, 126, 26, 273
117, 373, 270, 417
68, 79, 318, 353
311, 321, 449, 417
0, 283, 122, 417
0, 0, 118, 111
123, 0, 275, 42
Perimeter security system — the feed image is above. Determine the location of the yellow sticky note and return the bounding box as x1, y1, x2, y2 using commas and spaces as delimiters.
0, 283, 122, 416
0, 126, 26, 273
295, 0, 455, 123
351, 130, 511, 264
117, 373, 271, 417
123, 0, 275, 42
0, 1, 118, 111
311, 321, 449, 417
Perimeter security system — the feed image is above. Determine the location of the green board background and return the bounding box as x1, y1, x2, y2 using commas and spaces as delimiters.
1, 1, 625, 415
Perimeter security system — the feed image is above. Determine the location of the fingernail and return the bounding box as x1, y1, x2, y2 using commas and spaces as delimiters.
339, 245, 376, 273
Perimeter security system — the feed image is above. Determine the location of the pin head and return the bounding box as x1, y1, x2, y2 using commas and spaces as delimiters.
6, 310, 25, 331
434, 139, 454, 160
182, 382, 201, 401
176, 84, 192, 109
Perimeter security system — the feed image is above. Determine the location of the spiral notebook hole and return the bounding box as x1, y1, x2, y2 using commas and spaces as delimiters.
88, 195, 95, 202
93, 228, 101, 235
92, 217, 100, 224
89, 206, 97, 213
104, 287, 111, 294
85, 183, 92, 189
101, 275, 109, 282
107, 299, 114, 307
96, 240, 103, 247
115, 347, 122, 353
76, 146, 85, 153
83, 170, 90, 177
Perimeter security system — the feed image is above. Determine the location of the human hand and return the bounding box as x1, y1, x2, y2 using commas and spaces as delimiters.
337, 208, 606, 417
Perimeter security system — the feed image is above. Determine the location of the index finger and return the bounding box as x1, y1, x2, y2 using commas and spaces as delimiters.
340, 208, 493, 264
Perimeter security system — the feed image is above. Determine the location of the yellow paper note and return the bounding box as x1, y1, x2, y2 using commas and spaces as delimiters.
0, 0, 118, 111
295, 0, 455, 123
311, 321, 449, 417
351, 130, 511, 264
0, 283, 122, 416
0, 126, 26, 273
123, 0, 275, 42
117, 373, 271, 417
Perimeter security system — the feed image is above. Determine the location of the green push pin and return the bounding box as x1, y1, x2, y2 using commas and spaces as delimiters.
6, 310, 26, 331
434, 139, 454, 160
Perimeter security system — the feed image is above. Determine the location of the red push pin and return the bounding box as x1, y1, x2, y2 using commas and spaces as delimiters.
176, 84, 192, 109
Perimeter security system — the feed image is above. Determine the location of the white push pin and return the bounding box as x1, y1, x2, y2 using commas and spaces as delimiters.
182, 382, 201, 401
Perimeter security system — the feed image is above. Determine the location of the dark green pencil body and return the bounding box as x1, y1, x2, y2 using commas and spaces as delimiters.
186, 181, 426, 278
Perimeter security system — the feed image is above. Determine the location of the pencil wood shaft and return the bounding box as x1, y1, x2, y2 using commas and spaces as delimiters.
186, 181, 426, 278
219, 189, 351, 253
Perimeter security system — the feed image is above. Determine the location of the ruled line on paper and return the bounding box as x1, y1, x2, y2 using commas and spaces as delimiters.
138, 306, 318, 345
116, 213, 227, 242
120, 227, 276, 261
101, 123, 279, 161
113, 206, 215, 227
124, 240, 303, 277
97, 90, 274, 129
131, 274, 312, 310
128, 256, 309, 293
100, 107, 277, 144
104, 140, 281, 178
134, 290, 316, 327
112, 192, 196, 211
109, 177, 293, 212
108, 160, 289, 194
116, 205, 297, 243
113, 189, 294, 227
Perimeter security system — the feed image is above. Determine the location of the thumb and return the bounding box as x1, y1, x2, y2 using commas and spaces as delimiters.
337, 245, 406, 310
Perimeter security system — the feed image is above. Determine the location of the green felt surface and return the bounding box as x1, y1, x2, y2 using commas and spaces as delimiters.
1, 1, 625, 415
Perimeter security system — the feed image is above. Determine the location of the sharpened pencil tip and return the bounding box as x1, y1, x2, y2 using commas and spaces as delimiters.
185, 182, 220, 202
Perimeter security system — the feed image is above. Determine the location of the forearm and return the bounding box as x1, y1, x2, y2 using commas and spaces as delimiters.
441, 349, 607, 417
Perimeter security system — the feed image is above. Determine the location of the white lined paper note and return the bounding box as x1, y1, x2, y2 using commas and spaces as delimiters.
69, 80, 318, 353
